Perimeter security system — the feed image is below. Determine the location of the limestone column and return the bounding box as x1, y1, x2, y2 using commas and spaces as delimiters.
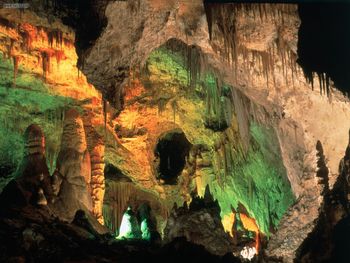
83, 111, 106, 225
16, 124, 54, 205
53, 108, 92, 221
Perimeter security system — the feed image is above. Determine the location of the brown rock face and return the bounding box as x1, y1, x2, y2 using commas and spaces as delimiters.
16, 124, 54, 205
52, 109, 93, 221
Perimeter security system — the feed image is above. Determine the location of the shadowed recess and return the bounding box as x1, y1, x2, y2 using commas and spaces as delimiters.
297, 3, 350, 95
155, 130, 192, 184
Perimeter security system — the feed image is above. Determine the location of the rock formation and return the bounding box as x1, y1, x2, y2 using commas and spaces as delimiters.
14, 124, 54, 206
52, 108, 93, 221
294, 133, 350, 262
163, 188, 234, 256
83, 111, 106, 225
0, 1, 350, 262
103, 176, 168, 237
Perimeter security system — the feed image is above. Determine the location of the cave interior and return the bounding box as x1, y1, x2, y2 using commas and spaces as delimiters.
0, 1, 350, 263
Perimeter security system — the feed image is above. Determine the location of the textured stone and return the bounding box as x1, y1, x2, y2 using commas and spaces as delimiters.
164, 191, 234, 256
15, 124, 54, 205
83, 111, 106, 225
52, 109, 93, 222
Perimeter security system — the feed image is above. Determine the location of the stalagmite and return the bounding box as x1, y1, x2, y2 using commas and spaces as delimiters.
52, 108, 93, 222
15, 124, 55, 205
89, 142, 105, 224
83, 112, 106, 225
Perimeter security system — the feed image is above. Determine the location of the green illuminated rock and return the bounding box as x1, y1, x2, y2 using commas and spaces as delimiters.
0, 55, 80, 186
145, 42, 294, 236
117, 207, 142, 239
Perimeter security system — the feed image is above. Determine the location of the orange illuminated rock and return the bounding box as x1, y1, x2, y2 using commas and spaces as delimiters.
90, 143, 105, 224
83, 110, 107, 225
240, 213, 260, 252
19, 23, 37, 51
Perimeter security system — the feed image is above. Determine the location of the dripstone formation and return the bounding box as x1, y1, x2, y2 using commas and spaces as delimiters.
0, 124, 55, 208
52, 108, 93, 221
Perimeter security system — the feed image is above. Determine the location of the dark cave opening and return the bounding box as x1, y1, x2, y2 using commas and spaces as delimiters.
104, 163, 132, 182
297, 3, 350, 95
155, 130, 191, 184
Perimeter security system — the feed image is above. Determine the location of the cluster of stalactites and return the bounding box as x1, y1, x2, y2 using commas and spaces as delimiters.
204, 3, 332, 95
0, 18, 69, 82
303, 70, 332, 97
103, 182, 134, 234
164, 38, 208, 89
205, 3, 296, 41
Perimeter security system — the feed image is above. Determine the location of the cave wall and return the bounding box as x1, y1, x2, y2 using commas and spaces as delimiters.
1, 1, 350, 262
78, 1, 350, 260
0, 7, 109, 223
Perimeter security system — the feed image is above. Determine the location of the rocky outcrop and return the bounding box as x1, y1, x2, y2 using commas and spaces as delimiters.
265, 141, 326, 262
294, 134, 350, 262
52, 108, 93, 221
0, 202, 240, 263
164, 189, 234, 256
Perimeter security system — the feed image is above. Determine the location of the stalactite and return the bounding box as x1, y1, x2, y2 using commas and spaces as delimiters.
103, 182, 133, 234
165, 39, 203, 88
63, 38, 73, 48
19, 23, 37, 51
7, 39, 15, 59
12, 55, 21, 86
41, 51, 51, 79
187, 45, 202, 88
204, 3, 214, 40
205, 3, 298, 90
231, 88, 250, 152
48, 29, 63, 47
171, 100, 177, 123
103, 98, 107, 134
37, 54, 41, 66
157, 98, 167, 115
54, 50, 65, 68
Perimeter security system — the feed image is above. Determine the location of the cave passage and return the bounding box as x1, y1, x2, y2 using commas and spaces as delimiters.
155, 131, 191, 184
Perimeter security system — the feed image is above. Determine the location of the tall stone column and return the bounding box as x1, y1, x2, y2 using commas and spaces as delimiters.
90, 142, 105, 224
52, 108, 92, 221
83, 111, 106, 225
16, 124, 54, 205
